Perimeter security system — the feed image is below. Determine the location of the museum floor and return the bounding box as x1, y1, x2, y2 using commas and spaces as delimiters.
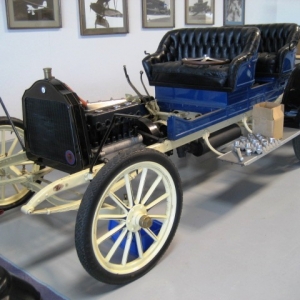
1, 141, 300, 300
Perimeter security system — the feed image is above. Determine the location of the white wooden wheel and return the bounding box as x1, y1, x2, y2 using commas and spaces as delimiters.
75, 148, 183, 284
0, 117, 40, 211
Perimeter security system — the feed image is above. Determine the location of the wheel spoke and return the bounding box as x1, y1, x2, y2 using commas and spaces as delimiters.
135, 231, 144, 258
97, 221, 126, 245
122, 231, 133, 265
148, 214, 167, 220
135, 168, 148, 204
141, 174, 162, 205
1, 129, 6, 156
145, 192, 169, 210
7, 137, 19, 157
110, 169, 142, 194
98, 213, 126, 220
143, 227, 158, 242
108, 191, 129, 212
124, 174, 134, 208
7, 165, 22, 177
98, 203, 126, 218
12, 183, 20, 194
105, 228, 128, 262
1, 185, 5, 200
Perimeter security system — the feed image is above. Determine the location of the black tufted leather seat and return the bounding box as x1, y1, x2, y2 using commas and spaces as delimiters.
244, 23, 300, 77
142, 26, 260, 92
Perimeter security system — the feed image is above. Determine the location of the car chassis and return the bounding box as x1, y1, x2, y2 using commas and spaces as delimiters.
1, 54, 300, 285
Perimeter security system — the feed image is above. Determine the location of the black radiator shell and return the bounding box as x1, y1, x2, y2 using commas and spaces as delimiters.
22, 78, 91, 174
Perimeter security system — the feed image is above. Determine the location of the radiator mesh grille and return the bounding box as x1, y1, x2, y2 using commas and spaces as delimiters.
25, 98, 76, 165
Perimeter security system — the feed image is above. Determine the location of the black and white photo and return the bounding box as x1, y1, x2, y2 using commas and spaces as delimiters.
79, 0, 128, 35
185, 0, 214, 25
223, 0, 245, 25
5, 0, 61, 29
142, 0, 175, 28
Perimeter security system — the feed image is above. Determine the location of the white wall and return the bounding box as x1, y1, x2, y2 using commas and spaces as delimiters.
0, 0, 299, 119
276, 0, 300, 23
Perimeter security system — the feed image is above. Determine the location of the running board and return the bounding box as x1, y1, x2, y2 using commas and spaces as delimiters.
217, 127, 300, 166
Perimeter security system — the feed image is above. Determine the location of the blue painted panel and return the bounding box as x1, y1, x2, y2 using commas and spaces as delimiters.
155, 78, 287, 140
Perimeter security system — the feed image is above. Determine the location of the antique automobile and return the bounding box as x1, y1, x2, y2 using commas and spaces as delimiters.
0, 24, 300, 285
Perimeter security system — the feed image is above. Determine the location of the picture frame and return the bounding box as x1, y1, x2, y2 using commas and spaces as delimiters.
223, 0, 245, 26
5, 0, 62, 29
142, 0, 175, 28
79, 0, 128, 36
185, 0, 214, 25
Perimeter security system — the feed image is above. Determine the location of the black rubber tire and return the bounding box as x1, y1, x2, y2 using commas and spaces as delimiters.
75, 148, 183, 285
293, 135, 300, 160
0, 117, 36, 210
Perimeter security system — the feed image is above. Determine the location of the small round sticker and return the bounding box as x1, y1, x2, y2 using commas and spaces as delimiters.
65, 150, 76, 165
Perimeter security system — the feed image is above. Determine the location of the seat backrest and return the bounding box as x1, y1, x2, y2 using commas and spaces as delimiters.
242, 23, 300, 76
244, 23, 299, 53
156, 26, 260, 62
282, 63, 300, 108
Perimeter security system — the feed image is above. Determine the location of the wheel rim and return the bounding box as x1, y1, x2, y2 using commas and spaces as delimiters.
0, 125, 39, 207
91, 160, 177, 275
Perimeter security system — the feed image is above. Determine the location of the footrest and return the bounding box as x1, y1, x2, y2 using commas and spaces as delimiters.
217, 127, 300, 166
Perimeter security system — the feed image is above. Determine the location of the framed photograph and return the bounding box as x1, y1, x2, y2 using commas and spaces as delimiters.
185, 0, 214, 25
79, 0, 128, 36
142, 0, 175, 28
5, 0, 62, 29
223, 0, 245, 26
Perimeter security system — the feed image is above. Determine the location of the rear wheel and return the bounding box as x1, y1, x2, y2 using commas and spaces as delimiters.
0, 117, 40, 211
75, 148, 183, 284
293, 135, 300, 160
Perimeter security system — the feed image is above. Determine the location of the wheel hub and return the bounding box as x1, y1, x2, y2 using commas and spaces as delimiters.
126, 204, 152, 232
139, 215, 153, 228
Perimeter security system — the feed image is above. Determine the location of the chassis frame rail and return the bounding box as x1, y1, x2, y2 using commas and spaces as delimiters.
17, 111, 253, 215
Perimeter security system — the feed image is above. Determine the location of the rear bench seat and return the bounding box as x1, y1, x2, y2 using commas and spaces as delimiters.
142, 26, 261, 92
244, 23, 300, 77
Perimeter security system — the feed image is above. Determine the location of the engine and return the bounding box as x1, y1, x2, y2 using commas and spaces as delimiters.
85, 101, 148, 148
22, 71, 151, 174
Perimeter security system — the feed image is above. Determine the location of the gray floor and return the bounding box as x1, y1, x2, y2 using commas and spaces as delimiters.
1, 141, 300, 300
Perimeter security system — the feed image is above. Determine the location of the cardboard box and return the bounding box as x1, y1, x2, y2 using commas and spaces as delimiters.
252, 102, 284, 139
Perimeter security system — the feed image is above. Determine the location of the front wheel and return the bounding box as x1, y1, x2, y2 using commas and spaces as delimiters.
0, 117, 40, 211
75, 148, 183, 284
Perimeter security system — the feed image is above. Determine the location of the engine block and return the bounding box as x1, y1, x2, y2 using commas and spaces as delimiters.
85, 101, 148, 147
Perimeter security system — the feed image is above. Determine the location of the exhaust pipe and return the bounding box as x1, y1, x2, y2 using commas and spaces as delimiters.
188, 124, 241, 157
